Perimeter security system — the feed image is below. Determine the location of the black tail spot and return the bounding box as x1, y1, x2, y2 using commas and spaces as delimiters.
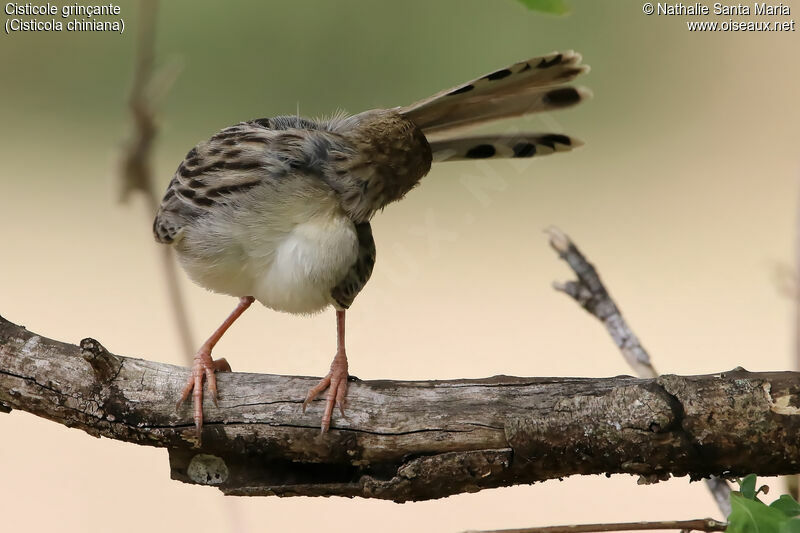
537, 54, 563, 69
556, 67, 584, 80
513, 143, 537, 158
486, 68, 512, 81
540, 134, 572, 146
449, 84, 474, 96
465, 144, 496, 159
543, 87, 581, 107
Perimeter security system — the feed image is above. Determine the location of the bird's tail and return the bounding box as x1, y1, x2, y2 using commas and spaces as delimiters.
398, 51, 590, 158
429, 133, 582, 161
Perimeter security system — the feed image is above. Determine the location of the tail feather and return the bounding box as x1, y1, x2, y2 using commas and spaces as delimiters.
421, 85, 591, 138
430, 133, 582, 162
399, 51, 590, 134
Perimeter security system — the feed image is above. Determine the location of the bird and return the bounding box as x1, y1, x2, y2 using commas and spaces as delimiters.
153, 51, 590, 440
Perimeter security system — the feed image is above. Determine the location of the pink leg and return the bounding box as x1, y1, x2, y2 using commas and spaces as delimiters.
177, 296, 255, 441
302, 309, 349, 433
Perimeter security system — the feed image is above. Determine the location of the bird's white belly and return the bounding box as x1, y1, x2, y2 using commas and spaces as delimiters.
175, 196, 359, 316
253, 215, 359, 314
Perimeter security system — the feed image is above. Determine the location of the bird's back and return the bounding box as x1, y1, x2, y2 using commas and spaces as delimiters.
154, 110, 431, 245
152, 115, 388, 313
153, 116, 341, 244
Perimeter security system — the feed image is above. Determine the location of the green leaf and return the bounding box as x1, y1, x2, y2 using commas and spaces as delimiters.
515, 0, 570, 15
780, 519, 800, 533
729, 493, 793, 533
772, 495, 800, 518
741, 474, 758, 500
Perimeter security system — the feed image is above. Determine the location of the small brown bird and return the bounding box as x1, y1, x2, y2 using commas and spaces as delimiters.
153, 51, 590, 439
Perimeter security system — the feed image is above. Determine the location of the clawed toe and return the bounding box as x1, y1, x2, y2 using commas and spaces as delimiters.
172, 296, 253, 445
302, 360, 349, 433
302, 376, 330, 413
176, 351, 232, 442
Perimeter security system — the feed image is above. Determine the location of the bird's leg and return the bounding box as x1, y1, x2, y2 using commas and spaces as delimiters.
177, 296, 255, 439
303, 309, 349, 433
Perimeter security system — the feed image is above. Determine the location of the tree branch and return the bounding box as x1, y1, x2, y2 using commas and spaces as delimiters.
546, 226, 657, 378
546, 227, 732, 516
2, 314, 800, 501
467, 518, 727, 533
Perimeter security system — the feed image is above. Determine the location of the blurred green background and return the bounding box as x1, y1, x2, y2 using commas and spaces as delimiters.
2, 0, 662, 161
2, 1, 799, 532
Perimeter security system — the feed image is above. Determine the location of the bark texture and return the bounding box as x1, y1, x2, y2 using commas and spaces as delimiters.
2, 314, 800, 501
547, 226, 731, 514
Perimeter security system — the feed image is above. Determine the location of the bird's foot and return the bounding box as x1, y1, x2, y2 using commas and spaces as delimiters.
302, 351, 349, 433
177, 348, 232, 441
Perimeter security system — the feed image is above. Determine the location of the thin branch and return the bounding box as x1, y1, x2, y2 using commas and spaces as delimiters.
119, 0, 157, 204
118, 0, 194, 362
546, 226, 732, 516
546, 226, 657, 378
3, 314, 800, 501
467, 518, 727, 533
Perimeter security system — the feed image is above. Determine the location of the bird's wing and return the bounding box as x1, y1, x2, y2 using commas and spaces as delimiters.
153, 118, 347, 244
330, 222, 376, 309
